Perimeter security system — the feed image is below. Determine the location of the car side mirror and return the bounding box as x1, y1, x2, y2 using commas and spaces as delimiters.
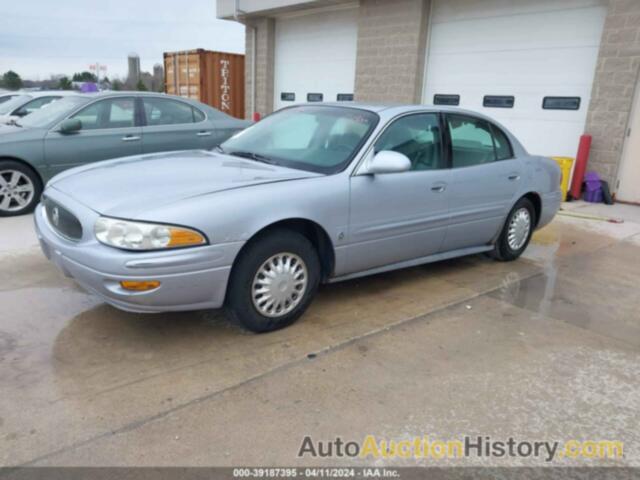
59, 118, 82, 134
14, 109, 28, 118
365, 150, 411, 174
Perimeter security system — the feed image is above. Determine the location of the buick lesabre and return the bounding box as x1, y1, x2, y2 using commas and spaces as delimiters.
35, 104, 561, 332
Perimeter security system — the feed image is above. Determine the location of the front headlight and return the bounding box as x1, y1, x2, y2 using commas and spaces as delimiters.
94, 217, 207, 250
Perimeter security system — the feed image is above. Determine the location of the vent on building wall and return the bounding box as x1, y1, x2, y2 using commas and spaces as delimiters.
281, 92, 295, 101
433, 94, 460, 106
337, 93, 354, 101
307, 93, 323, 102
483, 96, 515, 108
542, 97, 581, 110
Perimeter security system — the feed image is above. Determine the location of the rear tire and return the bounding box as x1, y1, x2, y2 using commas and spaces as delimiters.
0, 160, 42, 217
225, 229, 320, 333
491, 197, 536, 262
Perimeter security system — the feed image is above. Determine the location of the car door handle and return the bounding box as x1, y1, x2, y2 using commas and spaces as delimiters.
197, 131, 212, 137
508, 174, 520, 181
122, 135, 140, 142
431, 184, 447, 193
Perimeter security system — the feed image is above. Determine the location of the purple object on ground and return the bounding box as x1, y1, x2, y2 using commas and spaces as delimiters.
583, 171, 603, 203
80, 82, 98, 93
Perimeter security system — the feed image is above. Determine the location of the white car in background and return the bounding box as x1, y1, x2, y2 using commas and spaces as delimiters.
0, 91, 21, 105
0, 91, 80, 125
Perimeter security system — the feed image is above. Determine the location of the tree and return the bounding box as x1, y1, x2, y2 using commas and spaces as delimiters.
58, 76, 73, 90
111, 79, 124, 91
72, 71, 97, 82
136, 79, 148, 91
1, 71, 23, 90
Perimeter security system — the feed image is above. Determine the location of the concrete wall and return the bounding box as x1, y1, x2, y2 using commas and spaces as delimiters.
354, 0, 430, 103
585, 0, 640, 188
244, 18, 276, 118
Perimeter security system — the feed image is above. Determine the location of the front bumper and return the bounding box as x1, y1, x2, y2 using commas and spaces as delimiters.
34, 189, 244, 313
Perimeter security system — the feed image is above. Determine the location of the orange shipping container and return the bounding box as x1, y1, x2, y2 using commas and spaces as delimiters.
164, 49, 245, 119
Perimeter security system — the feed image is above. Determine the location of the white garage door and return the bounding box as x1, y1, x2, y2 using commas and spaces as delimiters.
423, 0, 606, 157
273, 6, 358, 111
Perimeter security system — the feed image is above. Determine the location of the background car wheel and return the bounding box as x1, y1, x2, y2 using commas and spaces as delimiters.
0, 160, 42, 217
491, 197, 536, 262
226, 228, 321, 333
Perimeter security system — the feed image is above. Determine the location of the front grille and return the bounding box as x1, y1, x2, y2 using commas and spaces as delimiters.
43, 197, 83, 241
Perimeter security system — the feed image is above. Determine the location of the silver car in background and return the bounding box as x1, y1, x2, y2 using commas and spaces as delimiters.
35, 104, 562, 333
0, 92, 250, 216
0, 90, 79, 125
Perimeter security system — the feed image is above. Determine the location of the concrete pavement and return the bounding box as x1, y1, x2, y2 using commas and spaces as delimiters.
1, 202, 639, 467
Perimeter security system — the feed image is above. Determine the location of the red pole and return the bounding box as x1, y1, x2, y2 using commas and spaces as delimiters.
570, 134, 592, 200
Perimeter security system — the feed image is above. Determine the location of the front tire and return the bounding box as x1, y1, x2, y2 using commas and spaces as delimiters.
226, 229, 321, 333
491, 197, 536, 262
0, 160, 42, 217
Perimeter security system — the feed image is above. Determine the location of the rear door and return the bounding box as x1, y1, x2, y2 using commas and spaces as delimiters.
140, 97, 213, 153
44, 96, 142, 176
347, 112, 451, 274
442, 113, 522, 250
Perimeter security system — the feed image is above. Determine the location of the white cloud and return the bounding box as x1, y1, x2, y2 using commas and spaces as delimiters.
0, 0, 245, 80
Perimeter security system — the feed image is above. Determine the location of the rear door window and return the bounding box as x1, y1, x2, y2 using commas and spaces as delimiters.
446, 114, 496, 168
142, 97, 199, 126
490, 124, 513, 160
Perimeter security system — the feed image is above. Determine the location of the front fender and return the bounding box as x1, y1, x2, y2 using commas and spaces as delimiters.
133, 173, 350, 257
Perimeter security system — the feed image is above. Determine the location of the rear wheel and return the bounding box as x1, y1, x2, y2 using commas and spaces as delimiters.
0, 160, 42, 217
491, 197, 536, 262
225, 229, 320, 333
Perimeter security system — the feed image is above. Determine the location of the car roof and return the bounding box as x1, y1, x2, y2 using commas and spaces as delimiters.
87, 91, 187, 99
293, 102, 511, 122
286, 102, 521, 150
293, 102, 495, 117
11, 90, 81, 97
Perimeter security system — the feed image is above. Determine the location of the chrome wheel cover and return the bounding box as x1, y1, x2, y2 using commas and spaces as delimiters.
251, 252, 308, 318
507, 207, 531, 251
0, 170, 35, 213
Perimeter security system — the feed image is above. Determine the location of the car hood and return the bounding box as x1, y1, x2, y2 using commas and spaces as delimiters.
49, 150, 322, 218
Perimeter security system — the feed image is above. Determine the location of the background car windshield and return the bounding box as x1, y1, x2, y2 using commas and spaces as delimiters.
19, 96, 87, 128
0, 95, 31, 115
221, 106, 378, 173
0, 95, 19, 105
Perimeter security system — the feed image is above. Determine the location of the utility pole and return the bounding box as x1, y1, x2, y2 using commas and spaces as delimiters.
89, 63, 108, 82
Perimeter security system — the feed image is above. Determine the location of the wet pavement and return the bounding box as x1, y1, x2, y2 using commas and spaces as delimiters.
1, 203, 640, 467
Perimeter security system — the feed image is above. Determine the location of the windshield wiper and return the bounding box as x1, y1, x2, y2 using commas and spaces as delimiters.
227, 150, 277, 165
213, 144, 225, 153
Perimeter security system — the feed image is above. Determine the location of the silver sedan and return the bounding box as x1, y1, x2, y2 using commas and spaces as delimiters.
35, 104, 562, 332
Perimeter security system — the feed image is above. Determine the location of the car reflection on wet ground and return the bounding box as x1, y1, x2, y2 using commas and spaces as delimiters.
1, 202, 639, 467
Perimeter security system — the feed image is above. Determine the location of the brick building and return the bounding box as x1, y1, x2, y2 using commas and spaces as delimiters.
218, 0, 640, 203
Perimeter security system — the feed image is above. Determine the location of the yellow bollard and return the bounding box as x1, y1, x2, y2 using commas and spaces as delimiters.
551, 156, 574, 201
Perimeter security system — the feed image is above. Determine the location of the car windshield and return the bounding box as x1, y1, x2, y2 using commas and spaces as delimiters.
19, 96, 88, 128
220, 106, 379, 174
0, 94, 20, 106
0, 95, 31, 115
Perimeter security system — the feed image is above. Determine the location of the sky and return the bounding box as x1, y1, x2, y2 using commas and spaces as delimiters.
0, 0, 245, 81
